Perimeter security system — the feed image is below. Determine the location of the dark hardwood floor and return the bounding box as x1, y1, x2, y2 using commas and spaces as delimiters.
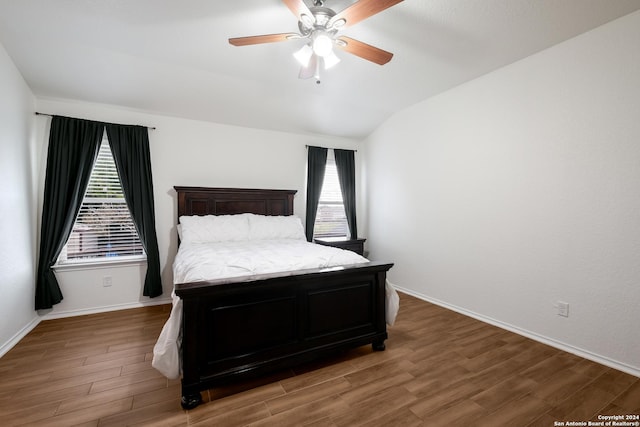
0, 292, 638, 426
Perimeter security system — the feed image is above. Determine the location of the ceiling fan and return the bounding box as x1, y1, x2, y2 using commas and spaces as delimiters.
229, 0, 404, 83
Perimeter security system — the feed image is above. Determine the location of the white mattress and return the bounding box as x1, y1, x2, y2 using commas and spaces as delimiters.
152, 239, 399, 379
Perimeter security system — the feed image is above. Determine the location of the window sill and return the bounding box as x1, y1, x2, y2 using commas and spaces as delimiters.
53, 257, 147, 272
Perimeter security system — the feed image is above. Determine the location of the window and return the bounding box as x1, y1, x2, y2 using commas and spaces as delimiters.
313, 151, 349, 239
57, 135, 145, 265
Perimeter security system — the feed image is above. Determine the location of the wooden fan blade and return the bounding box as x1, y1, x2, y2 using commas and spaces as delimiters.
229, 33, 298, 46
336, 36, 393, 65
282, 0, 314, 23
329, 0, 404, 29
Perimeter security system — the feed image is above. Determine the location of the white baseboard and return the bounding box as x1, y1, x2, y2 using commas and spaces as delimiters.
0, 316, 40, 358
393, 284, 640, 379
41, 297, 173, 320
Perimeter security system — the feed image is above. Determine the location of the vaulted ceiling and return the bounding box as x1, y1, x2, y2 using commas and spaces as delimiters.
1, 0, 639, 139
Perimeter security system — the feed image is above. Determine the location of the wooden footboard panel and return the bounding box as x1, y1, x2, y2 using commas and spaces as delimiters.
175, 261, 393, 407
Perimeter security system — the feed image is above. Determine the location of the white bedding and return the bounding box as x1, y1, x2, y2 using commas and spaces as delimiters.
174, 238, 369, 283
152, 239, 399, 379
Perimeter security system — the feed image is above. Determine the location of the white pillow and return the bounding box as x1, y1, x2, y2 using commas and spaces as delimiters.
179, 214, 251, 244
248, 214, 306, 240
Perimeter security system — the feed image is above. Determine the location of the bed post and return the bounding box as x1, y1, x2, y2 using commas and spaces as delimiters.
181, 393, 202, 410
180, 296, 202, 410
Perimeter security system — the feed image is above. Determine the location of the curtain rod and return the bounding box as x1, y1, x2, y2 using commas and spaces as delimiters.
305, 144, 357, 152
35, 112, 157, 130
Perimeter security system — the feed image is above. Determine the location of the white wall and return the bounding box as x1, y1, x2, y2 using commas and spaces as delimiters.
0, 42, 38, 355
34, 98, 363, 316
365, 10, 640, 376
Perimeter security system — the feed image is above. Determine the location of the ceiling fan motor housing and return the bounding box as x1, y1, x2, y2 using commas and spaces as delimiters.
298, 6, 338, 36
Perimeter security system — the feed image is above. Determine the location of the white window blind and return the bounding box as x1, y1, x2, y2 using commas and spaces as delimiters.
57, 137, 145, 264
313, 151, 349, 239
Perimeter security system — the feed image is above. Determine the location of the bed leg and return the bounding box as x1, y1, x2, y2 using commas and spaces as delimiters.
372, 340, 386, 351
181, 392, 202, 410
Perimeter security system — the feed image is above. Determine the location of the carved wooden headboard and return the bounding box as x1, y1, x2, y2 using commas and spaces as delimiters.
174, 187, 296, 219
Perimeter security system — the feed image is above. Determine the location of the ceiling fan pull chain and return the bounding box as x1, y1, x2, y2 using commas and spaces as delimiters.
315, 57, 322, 84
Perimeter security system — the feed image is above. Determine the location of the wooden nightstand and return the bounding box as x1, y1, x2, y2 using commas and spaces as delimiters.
314, 237, 366, 256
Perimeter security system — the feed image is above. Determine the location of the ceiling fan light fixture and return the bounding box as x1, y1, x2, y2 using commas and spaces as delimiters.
312, 32, 333, 57
293, 44, 313, 66
323, 50, 340, 69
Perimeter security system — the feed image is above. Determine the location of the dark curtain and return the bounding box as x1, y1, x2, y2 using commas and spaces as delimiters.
305, 146, 328, 241
334, 149, 358, 239
35, 116, 104, 310
106, 124, 163, 298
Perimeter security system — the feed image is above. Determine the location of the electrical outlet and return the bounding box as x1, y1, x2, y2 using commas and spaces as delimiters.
103, 276, 112, 287
557, 301, 569, 317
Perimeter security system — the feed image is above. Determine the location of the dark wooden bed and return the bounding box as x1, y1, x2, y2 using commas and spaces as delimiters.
173, 186, 393, 409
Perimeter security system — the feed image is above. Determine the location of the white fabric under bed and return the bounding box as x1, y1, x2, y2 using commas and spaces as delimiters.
152, 238, 399, 379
